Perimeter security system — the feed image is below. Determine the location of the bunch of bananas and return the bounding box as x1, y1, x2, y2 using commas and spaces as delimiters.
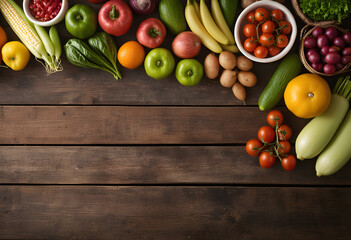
185, 0, 238, 54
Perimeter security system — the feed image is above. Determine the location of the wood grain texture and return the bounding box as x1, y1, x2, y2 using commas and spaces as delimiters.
0, 186, 350, 240
0, 146, 350, 185
0, 106, 309, 145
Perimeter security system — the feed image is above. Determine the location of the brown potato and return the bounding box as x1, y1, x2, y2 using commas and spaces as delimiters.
220, 70, 237, 88
237, 56, 253, 71
219, 51, 236, 70
204, 53, 220, 79
238, 71, 257, 87
232, 82, 246, 102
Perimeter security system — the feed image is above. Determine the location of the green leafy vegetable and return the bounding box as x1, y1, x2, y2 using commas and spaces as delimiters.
64, 33, 121, 80
299, 0, 350, 23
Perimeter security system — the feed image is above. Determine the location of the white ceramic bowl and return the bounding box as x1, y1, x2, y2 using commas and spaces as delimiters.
23, 0, 68, 27
234, 0, 297, 63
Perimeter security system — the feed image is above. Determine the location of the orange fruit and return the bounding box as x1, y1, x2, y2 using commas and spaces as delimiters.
117, 41, 145, 69
0, 25, 7, 49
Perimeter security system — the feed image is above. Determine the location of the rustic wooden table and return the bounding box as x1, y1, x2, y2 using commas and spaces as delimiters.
1, 0, 351, 239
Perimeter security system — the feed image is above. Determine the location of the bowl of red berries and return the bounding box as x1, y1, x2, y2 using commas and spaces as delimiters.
23, 0, 68, 27
234, 1, 297, 63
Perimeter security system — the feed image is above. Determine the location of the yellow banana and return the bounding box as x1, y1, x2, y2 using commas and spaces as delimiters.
220, 43, 239, 53
194, 0, 201, 21
200, 0, 230, 45
185, 0, 222, 53
211, 0, 235, 45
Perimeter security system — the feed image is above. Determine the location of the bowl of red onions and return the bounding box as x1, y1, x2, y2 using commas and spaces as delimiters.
300, 25, 351, 76
23, 0, 68, 27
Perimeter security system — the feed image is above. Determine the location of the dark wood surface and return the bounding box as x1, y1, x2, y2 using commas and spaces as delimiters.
0, 0, 350, 239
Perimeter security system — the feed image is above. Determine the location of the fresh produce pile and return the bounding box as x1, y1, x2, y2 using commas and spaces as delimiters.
0, 0, 350, 176
303, 26, 351, 75
243, 7, 292, 58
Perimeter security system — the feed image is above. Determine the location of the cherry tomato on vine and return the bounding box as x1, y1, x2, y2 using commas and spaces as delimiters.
255, 7, 269, 22
261, 20, 275, 34
246, 11, 257, 24
268, 45, 282, 56
244, 37, 258, 52
258, 126, 275, 143
259, 33, 275, 46
278, 141, 291, 156
267, 110, 284, 126
281, 155, 296, 171
276, 34, 289, 48
246, 139, 263, 156
243, 23, 257, 38
271, 9, 284, 21
259, 152, 276, 168
279, 21, 292, 35
277, 124, 292, 141
254, 46, 268, 58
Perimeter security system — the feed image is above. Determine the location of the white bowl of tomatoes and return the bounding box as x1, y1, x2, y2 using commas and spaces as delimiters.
234, 1, 297, 63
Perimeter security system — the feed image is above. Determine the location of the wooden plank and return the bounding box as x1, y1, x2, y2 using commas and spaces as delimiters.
0, 146, 350, 185
0, 186, 350, 240
0, 106, 309, 145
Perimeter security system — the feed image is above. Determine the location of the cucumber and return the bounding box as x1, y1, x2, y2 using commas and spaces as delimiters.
258, 54, 302, 111
159, 0, 187, 34
219, 0, 238, 28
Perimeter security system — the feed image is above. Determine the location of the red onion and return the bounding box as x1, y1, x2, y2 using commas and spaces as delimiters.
333, 37, 346, 49
129, 0, 155, 14
325, 52, 341, 64
325, 27, 339, 40
311, 62, 323, 72
342, 47, 351, 56
320, 46, 329, 55
342, 55, 351, 65
328, 46, 340, 53
323, 64, 336, 74
312, 27, 323, 38
343, 32, 351, 45
304, 37, 317, 49
317, 35, 329, 48
336, 63, 345, 70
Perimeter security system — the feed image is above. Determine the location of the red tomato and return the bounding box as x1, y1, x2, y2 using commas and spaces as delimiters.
259, 33, 275, 46
254, 45, 268, 58
246, 139, 263, 156
246, 11, 257, 24
281, 155, 296, 171
244, 37, 258, 52
268, 45, 282, 56
172, 31, 201, 58
277, 124, 292, 141
258, 126, 275, 143
267, 110, 283, 126
276, 34, 289, 48
278, 141, 291, 156
279, 21, 292, 35
261, 20, 275, 33
137, 18, 166, 48
88, 0, 107, 4
259, 152, 276, 168
271, 9, 284, 21
255, 7, 269, 22
243, 23, 257, 38
98, 0, 133, 36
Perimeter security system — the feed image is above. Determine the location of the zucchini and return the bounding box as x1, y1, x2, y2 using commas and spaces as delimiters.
258, 54, 302, 111
218, 0, 238, 28
295, 76, 351, 161
159, 0, 187, 34
316, 110, 351, 176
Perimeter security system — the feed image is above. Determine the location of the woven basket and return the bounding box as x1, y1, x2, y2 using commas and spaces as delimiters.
299, 24, 351, 76
291, 0, 337, 26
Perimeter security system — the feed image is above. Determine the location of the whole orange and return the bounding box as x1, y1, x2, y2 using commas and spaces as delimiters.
0, 25, 7, 49
117, 41, 145, 69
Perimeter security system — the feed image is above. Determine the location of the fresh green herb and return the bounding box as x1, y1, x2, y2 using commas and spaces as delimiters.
299, 0, 351, 23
